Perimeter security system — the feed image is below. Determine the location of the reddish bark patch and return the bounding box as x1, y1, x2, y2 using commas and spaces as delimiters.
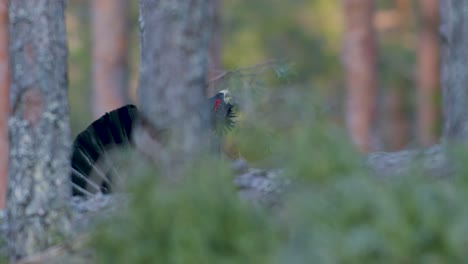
343, 0, 377, 153
417, 0, 440, 146
22, 88, 43, 127
91, 0, 128, 119
25, 42, 35, 66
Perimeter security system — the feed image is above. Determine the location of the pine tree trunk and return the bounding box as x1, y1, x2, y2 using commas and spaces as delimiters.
91, 0, 129, 119
0, 0, 9, 209
384, 86, 409, 151
417, 0, 440, 146
7, 0, 72, 260
207, 0, 222, 95
440, 0, 468, 142
136, 0, 212, 168
395, 0, 411, 26
342, 0, 377, 152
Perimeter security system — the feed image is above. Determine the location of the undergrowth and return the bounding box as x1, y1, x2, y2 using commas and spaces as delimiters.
91, 65, 468, 264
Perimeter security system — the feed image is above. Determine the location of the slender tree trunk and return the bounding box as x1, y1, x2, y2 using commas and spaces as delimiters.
136, 0, 213, 169
0, 0, 9, 209
91, 0, 129, 119
7, 0, 71, 260
207, 0, 222, 95
381, 0, 411, 151
384, 86, 409, 150
440, 0, 468, 142
395, 0, 411, 25
417, 0, 440, 146
342, 0, 377, 152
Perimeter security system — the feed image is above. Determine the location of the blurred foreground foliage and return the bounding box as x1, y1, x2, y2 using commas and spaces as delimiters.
90, 69, 468, 264
93, 157, 279, 264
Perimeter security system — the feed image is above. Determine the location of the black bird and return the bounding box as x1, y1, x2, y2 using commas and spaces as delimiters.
71, 90, 235, 196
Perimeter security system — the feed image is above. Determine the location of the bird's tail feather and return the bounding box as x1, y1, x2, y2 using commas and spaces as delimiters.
71, 105, 138, 196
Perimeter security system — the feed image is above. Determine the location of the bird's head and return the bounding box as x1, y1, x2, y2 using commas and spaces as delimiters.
207, 89, 236, 133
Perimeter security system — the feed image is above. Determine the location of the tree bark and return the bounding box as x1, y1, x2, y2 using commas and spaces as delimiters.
342, 0, 377, 152
383, 86, 409, 151
7, 0, 72, 260
417, 0, 440, 146
395, 0, 411, 26
136, 0, 213, 168
91, 0, 129, 119
207, 0, 222, 95
440, 0, 468, 142
0, 0, 9, 209
379, 0, 411, 151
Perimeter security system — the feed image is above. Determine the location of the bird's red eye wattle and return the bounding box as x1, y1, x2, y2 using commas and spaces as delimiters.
213, 98, 221, 111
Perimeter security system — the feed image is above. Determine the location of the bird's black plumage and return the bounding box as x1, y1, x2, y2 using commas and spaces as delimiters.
71, 90, 235, 196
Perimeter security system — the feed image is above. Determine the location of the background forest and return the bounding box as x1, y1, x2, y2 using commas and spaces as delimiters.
67, 0, 436, 152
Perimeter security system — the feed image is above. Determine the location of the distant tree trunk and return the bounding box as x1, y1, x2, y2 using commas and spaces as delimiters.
91, 0, 129, 119
383, 86, 409, 150
440, 0, 468, 142
380, 0, 411, 151
207, 0, 222, 95
136, 0, 213, 169
395, 0, 411, 25
417, 0, 440, 146
7, 0, 72, 260
342, 0, 377, 152
0, 0, 9, 209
